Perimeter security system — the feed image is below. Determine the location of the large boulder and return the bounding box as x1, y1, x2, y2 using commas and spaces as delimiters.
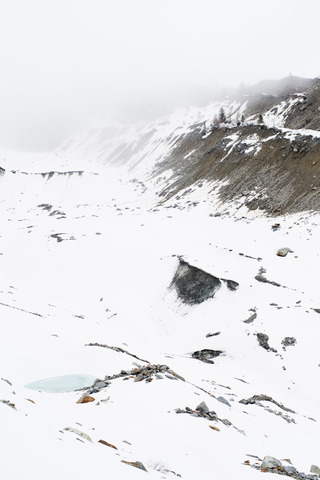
261, 456, 282, 471
170, 258, 238, 305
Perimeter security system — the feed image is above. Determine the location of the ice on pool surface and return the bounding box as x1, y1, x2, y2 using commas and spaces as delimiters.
25, 374, 97, 393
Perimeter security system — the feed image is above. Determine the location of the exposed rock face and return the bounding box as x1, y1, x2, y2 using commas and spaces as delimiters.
170, 258, 238, 305
64, 427, 92, 442
151, 79, 320, 215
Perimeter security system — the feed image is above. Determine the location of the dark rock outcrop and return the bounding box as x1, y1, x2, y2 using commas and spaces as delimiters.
192, 349, 223, 364
170, 259, 221, 304
170, 258, 238, 305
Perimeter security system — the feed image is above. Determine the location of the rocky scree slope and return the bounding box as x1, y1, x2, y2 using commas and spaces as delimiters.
58, 76, 320, 215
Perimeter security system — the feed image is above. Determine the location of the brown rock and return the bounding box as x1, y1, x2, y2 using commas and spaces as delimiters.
121, 460, 147, 472
76, 395, 95, 404
98, 439, 118, 450
209, 425, 220, 431
276, 247, 291, 257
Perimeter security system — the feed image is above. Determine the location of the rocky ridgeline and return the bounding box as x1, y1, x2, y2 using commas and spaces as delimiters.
245, 456, 320, 479
78, 364, 186, 400
239, 394, 296, 423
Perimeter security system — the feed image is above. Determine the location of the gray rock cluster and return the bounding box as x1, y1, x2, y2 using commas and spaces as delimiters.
88, 365, 185, 395
248, 456, 320, 479
175, 401, 217, 421
282, 337, 297, 349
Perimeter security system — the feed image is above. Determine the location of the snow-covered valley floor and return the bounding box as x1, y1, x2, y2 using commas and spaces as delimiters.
0, 152, 319, 479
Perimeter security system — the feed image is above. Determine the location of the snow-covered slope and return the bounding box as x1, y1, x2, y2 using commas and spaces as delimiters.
1, 132, 320, 480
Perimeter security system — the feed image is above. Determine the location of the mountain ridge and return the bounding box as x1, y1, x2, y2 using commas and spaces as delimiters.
57, 76, 320, 215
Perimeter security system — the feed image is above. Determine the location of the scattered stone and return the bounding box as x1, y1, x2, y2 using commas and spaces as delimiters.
98, 439, 118, 450
223, 279, 239, 291
221, 418, 232, 426
0, 399, 16, 410
167, 369, 185, 381
209, 425, 220, 431
310, 465, 320, 475
165, 374, 177, 381
255, 274, 281, 288
239, 252, 262, 261
239, 394, 295, 413
312, 308, 320, 314
233, 426, 246, 436
64, 427, 92, 442
282, 337, 297, 349
76, 395, 95, 404
121, 460, 147, 472
283, 466, 298, 475
93, 380, 108, 390
38, 203, 53, 211
80, 364, 185, 392
1, 378, 12, 386
277, 247, 292, 257
217, 396, 231, 407
206, 332, 221, 338
247, 456, 320, 479
49, 209, 66, 218
192, 349, 223, 363
85, 342, 149, 363
272, 223, 281, 231
50, 233, 64, 243
244, 311, 257, 324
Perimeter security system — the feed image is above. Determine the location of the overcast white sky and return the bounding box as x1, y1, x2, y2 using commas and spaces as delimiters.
0, 0, 319, 150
